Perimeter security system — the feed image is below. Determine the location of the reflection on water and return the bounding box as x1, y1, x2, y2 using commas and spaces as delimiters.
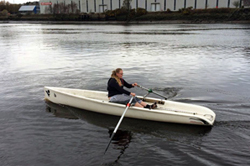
45, 100, 213, 163
46, 101, 133, 162
1, 23, 250, 166
45, 101, 212, 134
108, 129, 132, 163
45, 101, 212, 142
153, 87, 182, 99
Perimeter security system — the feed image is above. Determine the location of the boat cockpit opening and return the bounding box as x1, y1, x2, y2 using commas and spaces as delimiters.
137, 97, 165, 105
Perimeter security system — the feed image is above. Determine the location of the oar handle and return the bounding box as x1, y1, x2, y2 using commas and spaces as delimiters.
137, 84, 168, 100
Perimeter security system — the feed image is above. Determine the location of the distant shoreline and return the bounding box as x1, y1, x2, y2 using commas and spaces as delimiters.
1, 8, 250, 25
1, 20, 250, 24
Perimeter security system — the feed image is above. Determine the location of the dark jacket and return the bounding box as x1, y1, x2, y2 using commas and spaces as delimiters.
107, 78, 134, 97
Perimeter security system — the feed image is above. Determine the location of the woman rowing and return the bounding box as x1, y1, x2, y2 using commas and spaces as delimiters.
107, 68, 157, 109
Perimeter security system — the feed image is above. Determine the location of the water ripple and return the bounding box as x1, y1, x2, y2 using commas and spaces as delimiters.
1, 23, 250, 166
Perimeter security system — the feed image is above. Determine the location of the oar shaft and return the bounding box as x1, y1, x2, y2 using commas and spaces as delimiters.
104, 96, 134, 154
137, 85, 168, 100
152, 91, 168, 99
113, 99, 132, 134
138, 85, 149, 91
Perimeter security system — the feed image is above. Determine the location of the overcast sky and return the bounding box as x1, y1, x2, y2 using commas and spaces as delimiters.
7, 0, 36, 4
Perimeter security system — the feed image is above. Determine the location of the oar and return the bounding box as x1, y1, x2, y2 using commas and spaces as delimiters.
104, 96, 134, 154
137, 84, 168, 100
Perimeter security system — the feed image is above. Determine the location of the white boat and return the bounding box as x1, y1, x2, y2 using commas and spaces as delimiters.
44, 86, 216, 126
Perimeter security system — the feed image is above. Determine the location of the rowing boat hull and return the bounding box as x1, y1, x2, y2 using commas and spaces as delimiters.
44, 87, 216, 126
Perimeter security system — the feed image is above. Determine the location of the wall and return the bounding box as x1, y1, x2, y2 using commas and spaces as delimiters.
39, 0, 242, 14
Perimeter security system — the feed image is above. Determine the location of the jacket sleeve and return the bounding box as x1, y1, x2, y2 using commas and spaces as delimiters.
110, 78, 131, 95
122, 79, 134, 89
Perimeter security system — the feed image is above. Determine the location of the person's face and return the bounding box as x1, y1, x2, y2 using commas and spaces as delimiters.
116, 70, 123, 79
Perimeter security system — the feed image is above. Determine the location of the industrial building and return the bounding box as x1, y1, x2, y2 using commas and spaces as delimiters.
19, 5, 39, 14
39, 0, 249, 14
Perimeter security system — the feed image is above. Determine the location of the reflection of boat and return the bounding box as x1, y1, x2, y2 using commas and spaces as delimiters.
45, 101, 212, 136
45, 101, 212, 160
44, 87, 215, 126
46, 103, 78, 119
46, 101, 132, 162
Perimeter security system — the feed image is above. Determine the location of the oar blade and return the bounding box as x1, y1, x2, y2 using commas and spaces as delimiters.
104, 96, 134, 154
104, 132, 115, 154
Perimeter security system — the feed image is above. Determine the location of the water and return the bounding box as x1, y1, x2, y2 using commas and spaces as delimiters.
0, 23, 250, 166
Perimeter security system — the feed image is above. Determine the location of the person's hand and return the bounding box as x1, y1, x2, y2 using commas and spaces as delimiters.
130, 92, 136, 96
132, 83, 138, 87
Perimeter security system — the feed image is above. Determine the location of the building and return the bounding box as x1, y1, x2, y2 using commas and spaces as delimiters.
39, 0, 244, 14
19, 5, 39, 14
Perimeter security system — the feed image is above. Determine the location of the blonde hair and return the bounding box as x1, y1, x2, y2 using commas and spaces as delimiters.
111, 68, 123, 86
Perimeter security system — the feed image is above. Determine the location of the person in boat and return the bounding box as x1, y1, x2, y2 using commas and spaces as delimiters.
107, 68, 157, 109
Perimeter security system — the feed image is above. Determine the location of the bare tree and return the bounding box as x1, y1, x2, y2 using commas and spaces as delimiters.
70, 1, 77, 13
0, 1, 21, 14
45, 2, 78, 14
122, 0, 132, 10
233, 1, 240, 8
45, 5, 53, 14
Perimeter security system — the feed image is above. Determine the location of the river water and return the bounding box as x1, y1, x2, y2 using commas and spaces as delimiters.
0, 23, 250, 166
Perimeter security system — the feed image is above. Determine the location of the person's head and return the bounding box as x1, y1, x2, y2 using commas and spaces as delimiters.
111, 68, 123, 79
111, 68, 123, 86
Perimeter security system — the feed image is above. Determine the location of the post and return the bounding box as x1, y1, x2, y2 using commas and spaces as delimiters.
64, 0, 65, 13
50, 1, 52, 14
110, 0, 112, 10
228, 0, 230, 8
164, 0, 166, 11
86, 0, 88, 12
79, 0, 81, 12
71, 0, 72, 13
102, 0, 104, 13
155, 0, 157, 11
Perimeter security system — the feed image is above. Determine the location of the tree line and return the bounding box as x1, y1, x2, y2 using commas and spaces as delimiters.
0, 1, 38, 14
0, 1, 21, 14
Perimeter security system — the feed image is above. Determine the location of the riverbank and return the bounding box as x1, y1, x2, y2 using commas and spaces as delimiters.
1, 20, 250, 24
1, 8, 250, 24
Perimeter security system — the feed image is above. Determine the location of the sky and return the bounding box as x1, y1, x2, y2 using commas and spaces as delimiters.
6, 0, 37, 4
